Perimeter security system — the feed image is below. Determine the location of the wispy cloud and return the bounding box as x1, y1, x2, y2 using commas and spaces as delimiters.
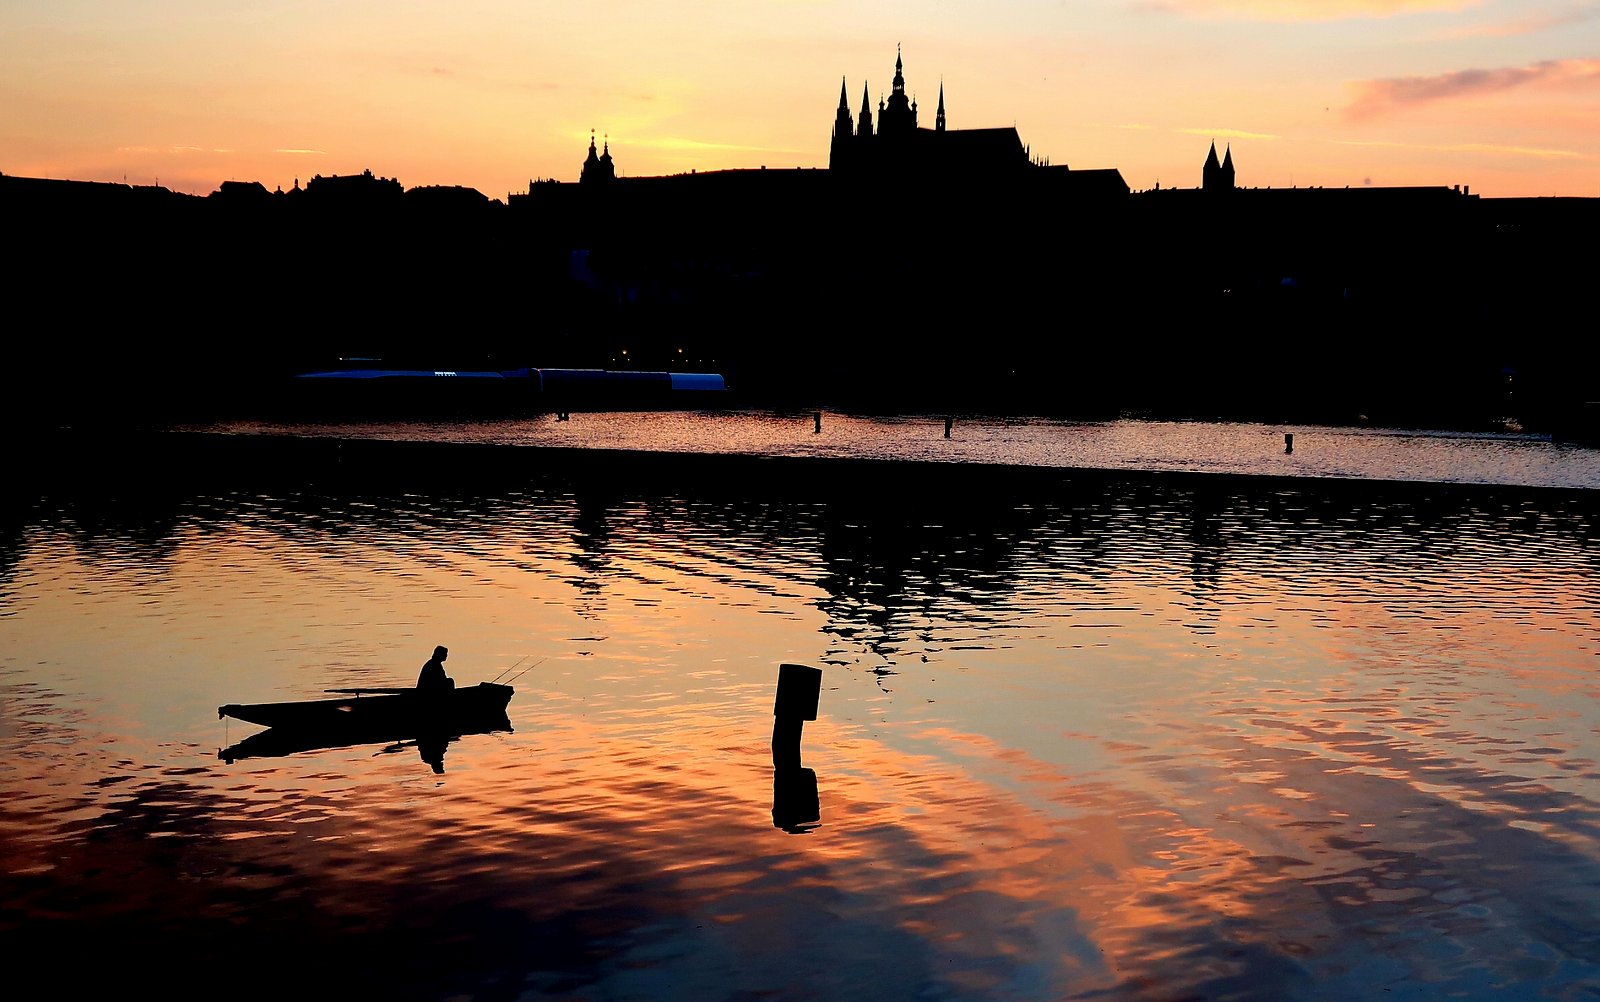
1443, 3, 1599, 38
1178, 127, 1279, 140
1334, 137, 1586, 159
115, 145, 235, 155
1135, 0, 1479, 22
1345, 58, 1600, 118
275, 149, 327, 156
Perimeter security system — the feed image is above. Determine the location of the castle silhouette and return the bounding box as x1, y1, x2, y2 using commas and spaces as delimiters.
539, 46, 1128, 204
3, 46, 1596, 429
827, 45, 1037, 175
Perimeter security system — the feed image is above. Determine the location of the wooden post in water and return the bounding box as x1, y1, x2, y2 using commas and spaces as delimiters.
772, 662, 821, 769
814, 411, 822, 435
945, 416, 953, 438
1285, 432, 1294, 454
772, 663, 822, 831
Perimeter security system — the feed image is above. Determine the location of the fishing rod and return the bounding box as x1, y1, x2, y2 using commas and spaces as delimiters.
502, 657, 545, 686
490, 655, 531, 684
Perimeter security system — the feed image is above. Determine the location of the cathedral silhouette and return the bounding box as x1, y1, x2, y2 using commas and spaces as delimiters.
827, 45, 1038, 178
541, 46, 1126, 199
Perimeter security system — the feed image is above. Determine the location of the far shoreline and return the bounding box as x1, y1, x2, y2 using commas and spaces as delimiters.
18, 425, 1599, 504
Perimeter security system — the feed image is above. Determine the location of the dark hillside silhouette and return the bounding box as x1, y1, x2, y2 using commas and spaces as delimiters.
6, 47, 1596, 429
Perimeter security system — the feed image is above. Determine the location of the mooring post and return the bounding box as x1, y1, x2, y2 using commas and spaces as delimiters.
944, 416, 953, 438
1285, 432, 1294, 454
771, 662, 822, 831
814, 411, 822, 435
772, 662, 821, 768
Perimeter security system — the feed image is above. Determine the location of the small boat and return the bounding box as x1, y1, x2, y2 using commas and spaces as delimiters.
220, 681, 514, 729
218, 682, 516, 768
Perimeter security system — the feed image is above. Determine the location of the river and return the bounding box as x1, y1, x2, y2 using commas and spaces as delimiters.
2, 413, 1597, 1000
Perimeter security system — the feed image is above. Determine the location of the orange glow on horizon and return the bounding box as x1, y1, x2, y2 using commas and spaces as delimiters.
0, 2, 1594, 199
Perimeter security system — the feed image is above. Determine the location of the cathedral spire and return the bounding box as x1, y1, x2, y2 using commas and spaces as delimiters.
881, 44, 915, 133
936, 80, 945, 132
834, 77, 854, 139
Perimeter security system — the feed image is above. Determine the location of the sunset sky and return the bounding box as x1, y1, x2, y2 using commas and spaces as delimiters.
2, 0, 1595, 200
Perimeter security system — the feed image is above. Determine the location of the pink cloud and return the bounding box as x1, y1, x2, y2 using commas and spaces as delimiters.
1345, 58, 1600, 119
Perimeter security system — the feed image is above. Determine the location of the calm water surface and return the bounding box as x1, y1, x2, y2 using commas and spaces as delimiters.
3, 421, 1599, 1000
189, 410, 1600, 489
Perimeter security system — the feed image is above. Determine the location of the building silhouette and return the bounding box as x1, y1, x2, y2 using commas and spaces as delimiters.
829, 46, 1031, 178
1202, 141, 1235, 192
825, 47, 1124, 198
580, 132, 616, 186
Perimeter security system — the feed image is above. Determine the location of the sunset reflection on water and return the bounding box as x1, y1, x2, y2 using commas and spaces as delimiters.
2, 443, 1598, 1000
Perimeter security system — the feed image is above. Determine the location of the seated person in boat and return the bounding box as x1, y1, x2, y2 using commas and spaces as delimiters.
417, 645, 455, 692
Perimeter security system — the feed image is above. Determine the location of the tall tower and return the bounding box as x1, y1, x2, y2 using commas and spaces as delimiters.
830, 78, 855, 169
833, 77, 853, 141
1202, 140, 1222, 191
1220, 144, 1236, 189
936, 81, 945, 133
857, 82, 874, 138
879, 44, 917, 136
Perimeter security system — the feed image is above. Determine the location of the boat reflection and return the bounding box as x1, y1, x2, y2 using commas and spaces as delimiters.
219, 706, 513, 773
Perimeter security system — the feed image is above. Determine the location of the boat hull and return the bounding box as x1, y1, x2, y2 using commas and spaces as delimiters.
219, 708, 513, 765
219, 681, 514, 729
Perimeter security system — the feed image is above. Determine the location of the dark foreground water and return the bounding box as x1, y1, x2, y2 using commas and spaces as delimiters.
3, 424, 1599, 1001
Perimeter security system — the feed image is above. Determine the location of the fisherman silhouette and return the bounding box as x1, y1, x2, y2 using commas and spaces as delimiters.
417, 645, 455, 692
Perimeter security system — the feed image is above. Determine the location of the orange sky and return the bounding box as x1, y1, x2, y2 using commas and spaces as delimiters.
2, 1, 1595, 199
